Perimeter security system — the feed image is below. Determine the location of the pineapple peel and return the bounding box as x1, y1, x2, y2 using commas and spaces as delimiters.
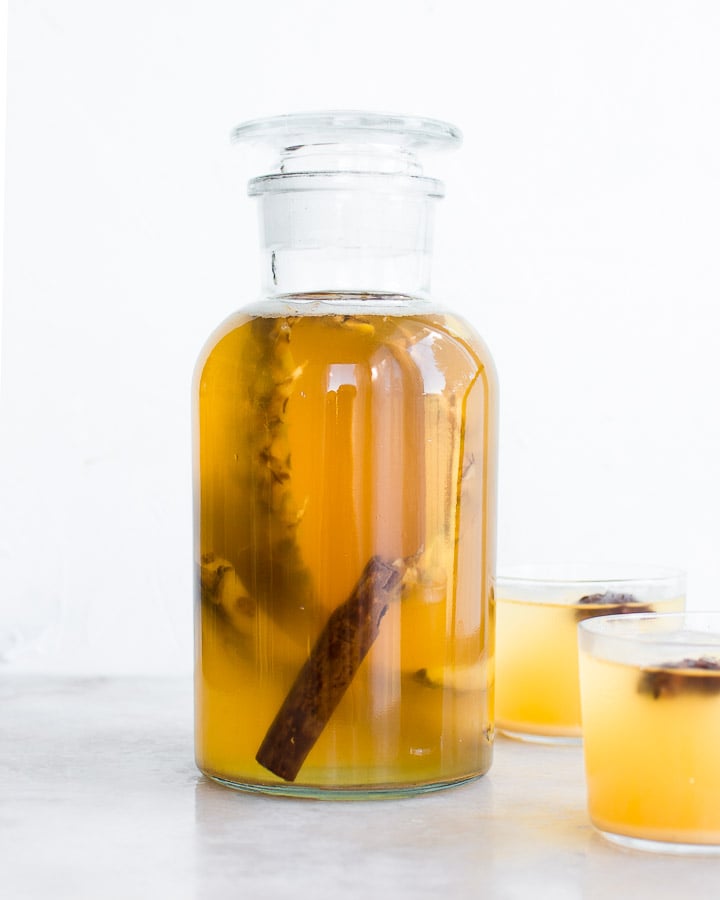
200, 553, 256, 633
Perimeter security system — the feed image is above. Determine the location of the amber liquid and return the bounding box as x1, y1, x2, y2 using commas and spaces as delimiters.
580, 652, 720, 845
495, 596, 685, 738
194, 301, 497, 795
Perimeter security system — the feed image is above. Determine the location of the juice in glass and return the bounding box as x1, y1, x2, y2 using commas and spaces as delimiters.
579, 612, 720, 852
495, 566, 685, 741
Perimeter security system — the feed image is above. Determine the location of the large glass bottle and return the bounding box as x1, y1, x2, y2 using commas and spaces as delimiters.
193, 112, 498, 797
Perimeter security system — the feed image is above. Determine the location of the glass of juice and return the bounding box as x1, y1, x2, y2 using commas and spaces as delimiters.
579, 611, 720, 853
495, 565, 685, 742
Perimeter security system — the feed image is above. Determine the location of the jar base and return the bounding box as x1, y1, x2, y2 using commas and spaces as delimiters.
203, 769, 487, 800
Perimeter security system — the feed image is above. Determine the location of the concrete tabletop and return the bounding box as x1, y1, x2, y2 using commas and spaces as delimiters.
2, 676, 718, 899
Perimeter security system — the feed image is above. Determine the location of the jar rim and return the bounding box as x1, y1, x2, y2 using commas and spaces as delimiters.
248, 172, 445, 197
497, 562, 686, 587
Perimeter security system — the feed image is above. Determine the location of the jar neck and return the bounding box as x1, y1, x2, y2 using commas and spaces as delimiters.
255, 186, 437, 298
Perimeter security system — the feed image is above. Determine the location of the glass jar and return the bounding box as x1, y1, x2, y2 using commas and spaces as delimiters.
193, 111, 498, 797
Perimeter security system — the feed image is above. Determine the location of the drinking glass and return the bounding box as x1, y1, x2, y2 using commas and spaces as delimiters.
495, 564, 685, 742
579, 611, 720, 853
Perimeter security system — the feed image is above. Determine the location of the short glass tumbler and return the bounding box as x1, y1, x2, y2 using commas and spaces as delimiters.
579, 612, 720, 853
495, 565, 685, 742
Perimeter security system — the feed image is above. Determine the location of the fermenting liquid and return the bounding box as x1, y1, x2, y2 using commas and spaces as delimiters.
194, 301, 496, 794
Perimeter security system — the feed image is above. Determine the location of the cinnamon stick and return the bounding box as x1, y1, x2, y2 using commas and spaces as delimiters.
256, 555, 404, 782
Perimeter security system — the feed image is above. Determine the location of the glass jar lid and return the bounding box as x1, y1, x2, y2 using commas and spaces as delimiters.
232, 110, 461, 151
232, 110, 462, 196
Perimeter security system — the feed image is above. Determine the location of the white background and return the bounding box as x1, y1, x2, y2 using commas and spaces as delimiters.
1, 1, 719, 674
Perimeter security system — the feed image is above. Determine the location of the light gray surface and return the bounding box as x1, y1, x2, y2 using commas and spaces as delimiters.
2, 676, 718, 899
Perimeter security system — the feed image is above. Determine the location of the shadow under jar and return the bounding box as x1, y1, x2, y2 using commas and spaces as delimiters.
193, 112, 498, 797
